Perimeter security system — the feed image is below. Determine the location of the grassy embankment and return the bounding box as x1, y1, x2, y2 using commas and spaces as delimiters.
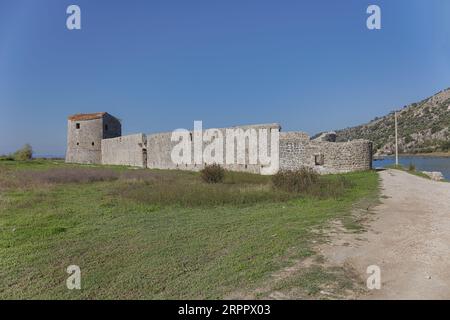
0, 160, 378, 299
397, 151, 450, 157
385, 163, 430, 179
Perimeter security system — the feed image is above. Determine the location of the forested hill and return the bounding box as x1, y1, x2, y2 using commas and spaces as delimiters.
335, 88, 450, 155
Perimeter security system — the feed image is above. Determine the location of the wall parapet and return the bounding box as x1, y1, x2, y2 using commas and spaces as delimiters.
101, 133, 147, 167
279, 138, 372, 174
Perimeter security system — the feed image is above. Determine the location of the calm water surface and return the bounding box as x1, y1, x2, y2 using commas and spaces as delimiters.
374, 156, 450, 180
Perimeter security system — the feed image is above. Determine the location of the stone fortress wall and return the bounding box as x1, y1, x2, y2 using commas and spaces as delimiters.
101, 133, 147, 168
141, 123, 280, 174
66, 113, 372, 175
279, 132, 373, 174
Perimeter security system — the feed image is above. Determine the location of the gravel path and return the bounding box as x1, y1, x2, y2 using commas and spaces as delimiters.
322, 169, 450, 299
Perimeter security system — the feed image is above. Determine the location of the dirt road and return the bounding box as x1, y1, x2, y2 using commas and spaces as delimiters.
322, 169, 450, 299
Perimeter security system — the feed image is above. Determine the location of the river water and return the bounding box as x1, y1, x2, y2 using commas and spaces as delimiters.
373, 156, 450, 180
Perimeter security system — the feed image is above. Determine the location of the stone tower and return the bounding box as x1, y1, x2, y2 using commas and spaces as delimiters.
65, 112, 121, 164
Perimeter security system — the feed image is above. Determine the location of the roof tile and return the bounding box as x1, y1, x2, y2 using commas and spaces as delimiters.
68, 112, 107, 121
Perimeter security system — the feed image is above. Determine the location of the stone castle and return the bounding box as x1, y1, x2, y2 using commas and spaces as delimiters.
65, 112, 372, 175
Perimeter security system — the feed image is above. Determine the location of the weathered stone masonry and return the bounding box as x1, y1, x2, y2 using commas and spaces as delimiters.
143, 123, 280, 174
65, 112, 372, 174
101, 133, 147, 168
279, 133, 372, 174
66, 112, 121, 164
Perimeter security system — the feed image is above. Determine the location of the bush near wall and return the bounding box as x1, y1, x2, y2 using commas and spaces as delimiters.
13, 144, 33, 161
200, 164, 225, 183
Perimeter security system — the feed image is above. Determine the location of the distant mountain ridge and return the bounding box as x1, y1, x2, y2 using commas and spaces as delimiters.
334, 88, 450, 155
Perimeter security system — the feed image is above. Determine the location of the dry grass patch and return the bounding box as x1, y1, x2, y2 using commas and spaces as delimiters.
114, 178, 293, 207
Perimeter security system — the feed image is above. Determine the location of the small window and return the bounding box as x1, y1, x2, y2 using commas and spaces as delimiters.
92, 142, 95, 146
76, 123, 80, 129
314, 154, 324, 166
189, 133, 193, 141
105, 124, 108, 131
76, 142, 79, 146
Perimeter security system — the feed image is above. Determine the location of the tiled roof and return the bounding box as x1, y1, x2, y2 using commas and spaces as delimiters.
68, 112, 107, 121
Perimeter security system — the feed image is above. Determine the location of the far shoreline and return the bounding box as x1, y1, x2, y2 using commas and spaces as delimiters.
377, 152, 450, 158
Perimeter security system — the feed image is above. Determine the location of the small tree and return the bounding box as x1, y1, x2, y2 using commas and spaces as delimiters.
13, 144, 33, 161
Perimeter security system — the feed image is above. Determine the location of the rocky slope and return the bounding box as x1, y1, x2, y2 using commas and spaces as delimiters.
335, 88, 450, 155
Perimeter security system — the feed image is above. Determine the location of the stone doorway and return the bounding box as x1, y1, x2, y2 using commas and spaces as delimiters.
142, 148, 147, 168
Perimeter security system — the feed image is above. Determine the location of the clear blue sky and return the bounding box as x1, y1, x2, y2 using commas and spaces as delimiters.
1, 0, 450, 156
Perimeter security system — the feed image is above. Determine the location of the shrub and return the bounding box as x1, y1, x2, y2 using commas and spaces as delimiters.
13, 144, 33, 161
408, 162, 416, 172
439, 140, 450, 151
404, 135, 413, 144
200, 164, 225, 183
431, 125, 441, 134
272, 168, 319, 193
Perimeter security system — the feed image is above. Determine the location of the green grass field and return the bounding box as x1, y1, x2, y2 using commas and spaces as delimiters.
0, 160, 379, 299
